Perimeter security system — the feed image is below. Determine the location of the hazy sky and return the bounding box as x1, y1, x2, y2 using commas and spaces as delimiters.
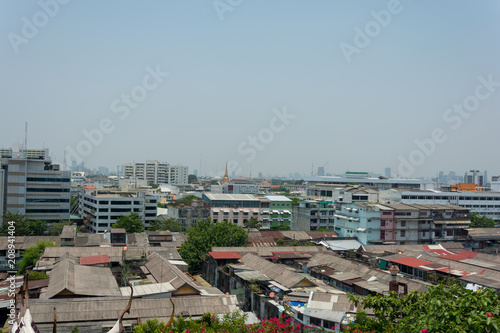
1, 1, 499, 178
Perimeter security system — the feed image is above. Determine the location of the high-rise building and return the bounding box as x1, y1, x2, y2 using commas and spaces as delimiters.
0, 148, 70, 223
464, 170, 485, 186
385, 167, 392, 178
124, 161, 188, 185
317, 167, 325, 177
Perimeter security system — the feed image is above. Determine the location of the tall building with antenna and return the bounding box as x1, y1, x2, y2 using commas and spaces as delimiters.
0, 145, 70, 223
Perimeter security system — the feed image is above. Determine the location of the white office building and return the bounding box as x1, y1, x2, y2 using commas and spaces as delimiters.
78, 189, 158, 233
124, 161, 188, 185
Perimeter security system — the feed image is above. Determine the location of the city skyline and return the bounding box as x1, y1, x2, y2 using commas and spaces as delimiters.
1, 1, 499, 178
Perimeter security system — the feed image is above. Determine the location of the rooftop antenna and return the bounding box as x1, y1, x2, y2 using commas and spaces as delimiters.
24, 122, 28, 150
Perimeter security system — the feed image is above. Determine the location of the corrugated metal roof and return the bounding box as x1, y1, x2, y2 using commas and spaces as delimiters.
80, 254, 110, 265
239, 253, 315, 289
45, 254, 121, 299
302, 308, 345, 323
209, 252, 242, 260
390, 257, 434, 268
30, 295, 240, 326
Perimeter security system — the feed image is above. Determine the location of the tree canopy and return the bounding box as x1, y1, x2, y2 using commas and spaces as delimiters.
112, 213, 145, 233
346, 283, 500, 333
0, 212, 48, 236
243, 217, 262, 229
177, 195, 200, 201
49, 221, 73, 236
148, 218, 182, 232
469, 212, 495, 228
179, 219, 247, 273
18, 240, 59, 274
188, 174, 198, 183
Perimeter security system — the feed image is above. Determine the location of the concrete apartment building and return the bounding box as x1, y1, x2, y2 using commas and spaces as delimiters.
307, 184, 379, 203
333, 202, 381, 245
331, 202, 470, 245
124, 161, 188, 185
377, 204, 470, 245
202, 193, 261, 226
0, 148, 70, 223
265, 195, 292, 228
78, 188, 158, 233
379, 189, 500, 224
292, 200, 337, 231
166, 200, 210, 229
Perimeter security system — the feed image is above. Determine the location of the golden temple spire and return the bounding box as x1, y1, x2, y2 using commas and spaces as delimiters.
221, 162, 230, 184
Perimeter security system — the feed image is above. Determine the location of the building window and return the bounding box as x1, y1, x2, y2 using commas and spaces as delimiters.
401, 221, 406, 227
400, 230, 406, 237
323, 320, 336, 331
310, 317, 322, 326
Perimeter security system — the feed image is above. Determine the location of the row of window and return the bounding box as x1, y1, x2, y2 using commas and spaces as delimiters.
26, 209, 69, 213
27, 177, 70, 182
26, 198, 69, 203
27, 188, 69, 192
403, 195, 500, 201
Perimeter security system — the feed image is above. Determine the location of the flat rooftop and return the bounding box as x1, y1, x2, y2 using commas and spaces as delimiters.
203, 193, 259, 201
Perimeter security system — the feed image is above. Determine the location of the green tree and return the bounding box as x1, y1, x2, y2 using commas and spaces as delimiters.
0, 212, 47, 236
271, 186, 290, 194
177, 195, 200, 201
346, 283, 500, 333
148, 183, 159, 189
18, 240, 58, 274
148, 218, 182, 232
469, 212, 495, 228
28, 271, 49, 280
188, 174, 198, 183
134, 318, 165, 333
276, 238, 285, 246
112, 213, 145, 233
243, 217, 262, 229
49, 221, 72, 236
290, 197, 300, 207
179, 219, 247, 273
316, 226, 330, 231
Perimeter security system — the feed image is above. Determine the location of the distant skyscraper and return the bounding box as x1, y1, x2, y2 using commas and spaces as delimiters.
484, 170, 488, 185
258, 172, 263, 178
438, 171, 444, 183
464, 170, 484, 186
317, 167, 325, 176
385, 167, 391, 178
193, 169, 198, 176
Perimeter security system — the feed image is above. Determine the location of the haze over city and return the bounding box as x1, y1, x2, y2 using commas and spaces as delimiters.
1, 1, 499, 178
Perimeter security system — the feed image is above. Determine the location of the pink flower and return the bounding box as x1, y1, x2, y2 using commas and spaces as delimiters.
422, 329, 429, 333
487, 312, 494, 318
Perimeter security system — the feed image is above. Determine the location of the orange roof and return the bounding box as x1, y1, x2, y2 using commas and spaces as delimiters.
450, 183, 478, 192
80, 254, 110, 265
83, 185, 96, 189
209, 252, 242, 259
